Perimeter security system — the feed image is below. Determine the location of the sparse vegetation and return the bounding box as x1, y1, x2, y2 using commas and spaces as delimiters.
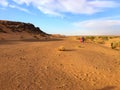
111, 42, 120, 49
85, 36, 95, 41
94, 38, 105, 44
75, 36, 80, 40
98, 36, 109, 41
78, 45, 82, 48
58, 46, 66, 51
77, 45, 84, 48
0, 32, 120, 90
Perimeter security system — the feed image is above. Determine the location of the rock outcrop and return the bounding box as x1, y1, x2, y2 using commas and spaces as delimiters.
0, 20, 49, 40
0, 20, 47, 34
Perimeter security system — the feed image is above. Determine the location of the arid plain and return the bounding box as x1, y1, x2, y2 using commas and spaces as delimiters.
0, 20, 120, 90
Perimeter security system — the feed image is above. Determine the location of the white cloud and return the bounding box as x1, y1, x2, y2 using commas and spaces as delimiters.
9, 5, 30, 14
37, 5, 63, 17
13, 0, 33, 6
73, 19, 120, 35
0, 0, 31, 14
88, 0, 119, 8
74, 19, 120, 28
11, 0, 119, 16
0, 0, 119, 16
0, 0, 8, 7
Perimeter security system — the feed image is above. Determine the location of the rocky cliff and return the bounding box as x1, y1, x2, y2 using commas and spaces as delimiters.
0, 20, 49, 40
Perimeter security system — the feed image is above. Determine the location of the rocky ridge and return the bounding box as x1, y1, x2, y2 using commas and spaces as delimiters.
0, 20, 49, 40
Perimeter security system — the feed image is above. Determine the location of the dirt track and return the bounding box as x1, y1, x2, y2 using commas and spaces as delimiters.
0, 38, 120, 90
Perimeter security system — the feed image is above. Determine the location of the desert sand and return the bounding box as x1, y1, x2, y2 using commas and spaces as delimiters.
0, 37, 120, 90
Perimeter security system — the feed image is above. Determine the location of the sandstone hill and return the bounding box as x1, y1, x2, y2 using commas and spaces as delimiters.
0, 20, 49, 40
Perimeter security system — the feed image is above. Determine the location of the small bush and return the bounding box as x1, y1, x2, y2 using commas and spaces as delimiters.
77, 45, 84, 48
93, 37, 105, 44
78, 45, 82, 48
118, 42, 120, 47
98, 36, 109, 41
96, 40, 105, 44
85, 36, 95, 42
58, 46, 66, 51
111, 42, 120, 49
75, 37, 80, 40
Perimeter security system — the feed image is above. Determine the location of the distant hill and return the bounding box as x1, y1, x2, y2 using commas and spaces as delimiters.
0, 20, 49, 40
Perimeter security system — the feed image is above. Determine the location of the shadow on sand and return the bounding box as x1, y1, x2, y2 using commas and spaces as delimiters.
64, 49, 76, 52
0, 40, 19, 45
21, 38, 63, 42
0, 38, 63, 45
96, 86, 116, 90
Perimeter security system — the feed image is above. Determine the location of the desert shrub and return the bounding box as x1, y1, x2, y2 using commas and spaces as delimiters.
96, 40, 105, 44
111, 42, 120, 49
117, 42, 120, 48
58, 46, 66, 51
76, 37, 80, 40
93, 37, 105, 44
78, 45, 82, 48
111, 42, 117, 49
101, 36, 109, 41
77, 45, 84, 48
109, 36, 114, 39
85, 36, 95, 42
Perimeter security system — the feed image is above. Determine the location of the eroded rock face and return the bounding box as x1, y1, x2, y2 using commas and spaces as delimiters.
0, 27, 7, 33
0, 20, 50, 40
0, 20, 47, 35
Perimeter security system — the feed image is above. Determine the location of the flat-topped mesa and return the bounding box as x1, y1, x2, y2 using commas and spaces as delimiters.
0, 20, 47, 35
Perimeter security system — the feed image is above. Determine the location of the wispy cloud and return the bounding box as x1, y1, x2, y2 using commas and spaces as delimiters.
88, 0, 119, 8
0, 0, 31, 14
9, 5, 31, 14
11, 0, 120, 16
0, 0, 119, 16
73, 17, 120, 35
0, 0, 8, 7
37, 5, 63, 17
74, 20, 120, 28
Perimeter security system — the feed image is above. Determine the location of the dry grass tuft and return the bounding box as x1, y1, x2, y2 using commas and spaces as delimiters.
77, 45, 84, 48
58, 46, 66, 51
111, 42, 120, 49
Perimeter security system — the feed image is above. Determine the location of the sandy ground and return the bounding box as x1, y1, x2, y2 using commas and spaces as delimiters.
0, 37, 120, 90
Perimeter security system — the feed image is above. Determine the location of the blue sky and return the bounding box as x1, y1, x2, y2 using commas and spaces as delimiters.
0, 0, 120, 35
